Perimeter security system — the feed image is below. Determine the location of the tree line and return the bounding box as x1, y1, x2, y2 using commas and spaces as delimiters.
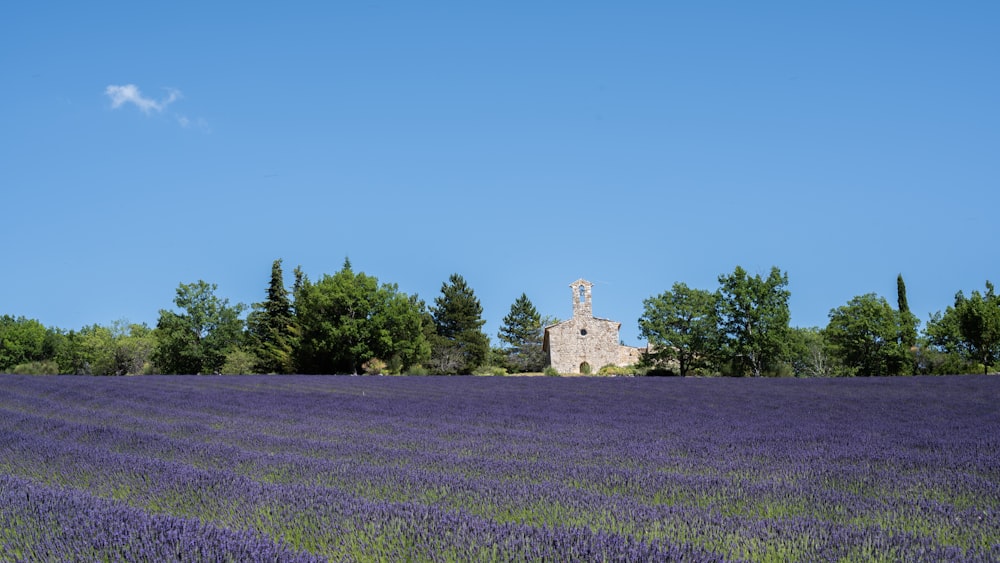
639, 267, 1000, 376
2, 261, 997, 376
0, 259, 547, 376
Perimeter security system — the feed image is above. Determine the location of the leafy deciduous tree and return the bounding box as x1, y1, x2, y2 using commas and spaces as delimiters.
638, 282, 719, 376
786, 326, 837, 377
825, 293, 909, 376
220, 348, 258, 375
956, 281, 1000, 374
380, 293, 433, 374
716, 266, 791, 377
152, 281, 246, 374
111, 322, 155, 375
927, 281, 1000, 375
77, 320, 154, 375
295, 260, 429, 374
0, 315, 48, 372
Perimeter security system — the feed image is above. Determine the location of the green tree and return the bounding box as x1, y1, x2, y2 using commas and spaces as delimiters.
111, 322, 155, 375
0, 315, 48, 372
638, 282, 719, 376
928, 281, 1000, 375
68, 320, 154, 375
786, 326, 838, 377
220, 348, 258, 375
380, 293, 433, 374
295, 260, 429, 374
716, 266, 791, 377
498, 293, 545, 373
825, 293, 909, 376
896, 274, 909, 314
76, 325, 112, 374
897, 274, 919, 349
957, 281, 1000, 374
895, 274, 921, 375
152, 281, 246, 374
925, 306, 970, 373
912, 333, 971, 375
246, 259, 297, 374
430, 274, 489, 374
42, 326, 67, 367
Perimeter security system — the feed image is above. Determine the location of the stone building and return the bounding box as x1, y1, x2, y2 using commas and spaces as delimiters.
542, 279, 646, 374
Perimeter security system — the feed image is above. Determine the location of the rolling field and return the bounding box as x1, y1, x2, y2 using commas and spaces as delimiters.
1, 374, 997, 562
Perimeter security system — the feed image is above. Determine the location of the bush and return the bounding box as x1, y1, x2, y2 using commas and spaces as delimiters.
765, 363, 796, 378
405, 365, 431, 376
7, 360, 60, 375
472, 365, 507, 376
220, 349, 258, 375
363, 358, 387, 375
597, 364, 639, 376
543, 366, 560, 377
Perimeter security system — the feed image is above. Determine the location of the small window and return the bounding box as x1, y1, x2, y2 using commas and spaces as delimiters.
580, 329, 587, 336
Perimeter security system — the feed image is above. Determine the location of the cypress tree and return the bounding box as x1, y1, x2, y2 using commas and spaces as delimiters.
897, 274, 918, 349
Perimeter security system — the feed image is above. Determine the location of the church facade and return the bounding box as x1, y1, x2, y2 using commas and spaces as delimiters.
542, 279, 646, 374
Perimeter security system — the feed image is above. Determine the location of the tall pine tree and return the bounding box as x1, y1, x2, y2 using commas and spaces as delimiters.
498, 293, 545, 372
430, 274, 489, 374
246, 259, 297, 373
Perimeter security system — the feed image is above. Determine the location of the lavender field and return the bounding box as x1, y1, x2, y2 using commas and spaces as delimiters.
1, 375, 998, 562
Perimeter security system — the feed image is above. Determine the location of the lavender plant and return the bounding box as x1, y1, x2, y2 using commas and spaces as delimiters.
0, 375, 997, 561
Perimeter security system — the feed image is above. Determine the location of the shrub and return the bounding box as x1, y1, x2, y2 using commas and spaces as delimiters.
220, 349, 258, 375
765, 363, 796, 378
543, 366, 560, 377
597, 364, 638, 376
405, 365, 431, 376
472, 365, 507, 376
7, 360, 60, 375
363, 358, 387, 375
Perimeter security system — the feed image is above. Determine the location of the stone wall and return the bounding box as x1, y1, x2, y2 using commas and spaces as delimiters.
617, 345, 647, 367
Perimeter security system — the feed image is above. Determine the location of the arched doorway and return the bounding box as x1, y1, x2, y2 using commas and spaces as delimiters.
579, 362, 592, 375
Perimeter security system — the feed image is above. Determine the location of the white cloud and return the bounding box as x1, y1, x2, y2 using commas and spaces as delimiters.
106, 83, 208, 132
105, 84, 180, 114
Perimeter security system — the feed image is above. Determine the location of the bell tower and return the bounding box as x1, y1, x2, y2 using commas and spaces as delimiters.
570, 279, 593, 319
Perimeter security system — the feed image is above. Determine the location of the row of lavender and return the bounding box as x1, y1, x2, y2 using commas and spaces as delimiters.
0, 375, 997, 561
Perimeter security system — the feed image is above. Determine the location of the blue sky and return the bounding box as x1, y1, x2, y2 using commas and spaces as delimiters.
2, 2, 997, 346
